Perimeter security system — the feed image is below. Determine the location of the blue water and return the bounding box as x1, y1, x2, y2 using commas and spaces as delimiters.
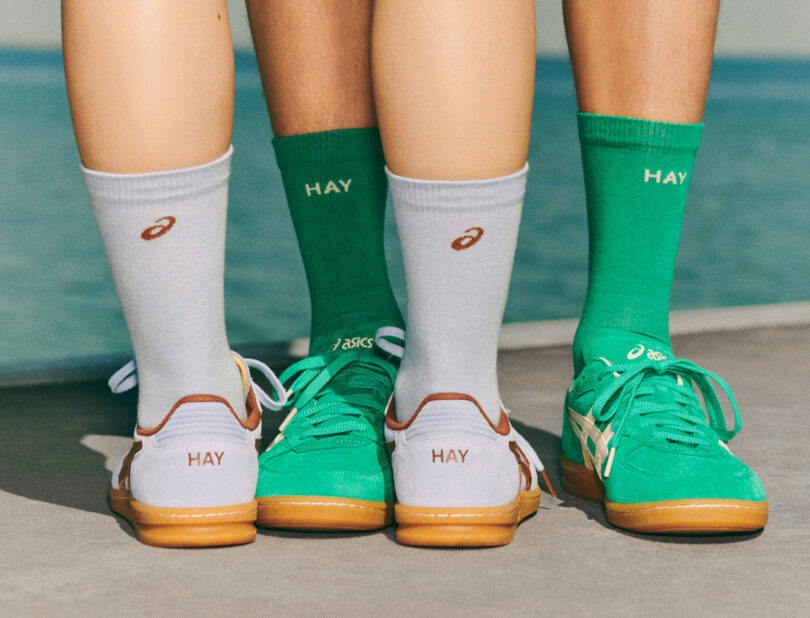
1, 51, 809, 366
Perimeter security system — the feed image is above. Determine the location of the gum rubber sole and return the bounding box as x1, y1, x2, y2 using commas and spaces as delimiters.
109, 489, 257, 548
394, 488, 541, 547
255, 495, 394, 531
561, 456, 769, 534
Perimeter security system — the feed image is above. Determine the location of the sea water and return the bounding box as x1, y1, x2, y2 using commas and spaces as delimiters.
1, 51, 809, 367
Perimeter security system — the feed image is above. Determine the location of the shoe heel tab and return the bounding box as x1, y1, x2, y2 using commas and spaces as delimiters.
137, 394, 244, 436
386, 393, 510, 436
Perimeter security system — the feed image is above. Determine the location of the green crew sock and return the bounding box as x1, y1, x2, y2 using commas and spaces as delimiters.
273, 128, 403, 354
572, 113, 703, 373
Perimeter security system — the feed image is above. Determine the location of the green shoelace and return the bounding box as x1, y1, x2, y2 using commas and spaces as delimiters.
592, 357, 742, 461
274, 351, 396, 447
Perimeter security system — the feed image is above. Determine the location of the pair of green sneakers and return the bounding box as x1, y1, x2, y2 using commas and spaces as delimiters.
255, 329, 768, 535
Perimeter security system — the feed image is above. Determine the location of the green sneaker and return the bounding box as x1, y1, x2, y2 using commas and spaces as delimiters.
562, 331, 768, 534
255, 347, 396, 531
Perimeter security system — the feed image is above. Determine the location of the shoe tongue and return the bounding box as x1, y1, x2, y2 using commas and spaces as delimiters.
582, 331, 674, 367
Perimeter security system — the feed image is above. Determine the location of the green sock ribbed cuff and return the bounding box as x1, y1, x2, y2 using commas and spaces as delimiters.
577, 113, 703, 154
272, 127, 385, 170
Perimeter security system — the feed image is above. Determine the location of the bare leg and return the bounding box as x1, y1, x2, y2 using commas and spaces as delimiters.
564, 0, 720, 122
62, 0, 233, 172
564, 0, 721, 358
372, 0, 535, 179
244, 1, 407, 533
60, 0, 244, 427
246, 0, 403, 356
558, 2, 767, 536
246, 0, 375, 137
372, 1, 545, 547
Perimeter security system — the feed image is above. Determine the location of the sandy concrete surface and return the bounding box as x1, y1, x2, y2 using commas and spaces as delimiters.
2, 325, 808, 616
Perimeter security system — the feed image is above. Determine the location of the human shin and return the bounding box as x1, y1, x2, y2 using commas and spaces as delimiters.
254, 128, 403, 531
85, 148, 288, 547
384, 165, 554, 548
562, 114, 767, 534
84, 147, 244, 427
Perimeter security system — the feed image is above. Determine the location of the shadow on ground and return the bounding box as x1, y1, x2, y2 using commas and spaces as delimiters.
0, 376, 288, 519
0, 381, 134, 515
0, 374, 766, 546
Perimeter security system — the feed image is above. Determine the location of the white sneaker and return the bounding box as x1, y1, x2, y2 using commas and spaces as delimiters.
107, 354, 286, 547
384, 392, 554, 547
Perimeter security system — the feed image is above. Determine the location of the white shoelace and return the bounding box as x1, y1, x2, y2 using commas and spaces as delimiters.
107, 355, 288, 412
375, 326, 405, 358
511, 426, 546, 473
108, 359, 138, 394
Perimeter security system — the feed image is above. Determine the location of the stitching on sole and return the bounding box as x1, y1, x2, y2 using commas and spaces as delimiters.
562, 460, 766, 515
133, 509, 255, 520
398, 510, 518, 520
397, 492, 537, 521
259, 500, 389, 512
611, 503, 768, 514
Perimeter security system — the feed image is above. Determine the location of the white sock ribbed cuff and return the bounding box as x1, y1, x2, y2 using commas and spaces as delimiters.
385, 163, 528, 212
83, 147, 243, 428
388, 165, 528, 423
81, 146, 233, 205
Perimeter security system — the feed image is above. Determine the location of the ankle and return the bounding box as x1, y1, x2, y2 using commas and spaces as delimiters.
135, 354, 245, 429
573, 326, 673, 375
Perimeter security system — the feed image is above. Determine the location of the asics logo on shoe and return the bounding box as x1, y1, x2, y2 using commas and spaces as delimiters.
431, 448, 469, 463
644, 169, 688, 185
451, 227, 484, 251
188, 451, 224, 467
140, 216, 176, 240
304, 179, 352, 197
567, 407, 616, 479
627, 344, 667, 361
330, 336, 374, 351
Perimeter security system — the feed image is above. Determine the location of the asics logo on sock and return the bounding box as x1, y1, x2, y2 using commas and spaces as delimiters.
304, 179, 352, 197
627, 344, 667, 361
644, 169, 688, 185
188, 451, 224, 466
432, 448, 469, 463
451, 227, 484, 251
141, 216, 176, 240
330, 336, 374, 351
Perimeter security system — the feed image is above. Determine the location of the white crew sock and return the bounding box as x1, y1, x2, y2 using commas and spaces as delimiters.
83, 147, 244, 428
387, 165, 527, 424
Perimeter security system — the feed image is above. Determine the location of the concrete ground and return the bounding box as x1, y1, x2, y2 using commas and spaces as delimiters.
1, 324, 809, 616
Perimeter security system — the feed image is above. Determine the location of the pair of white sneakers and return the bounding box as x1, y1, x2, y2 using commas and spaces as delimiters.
109, 331, 553, 548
